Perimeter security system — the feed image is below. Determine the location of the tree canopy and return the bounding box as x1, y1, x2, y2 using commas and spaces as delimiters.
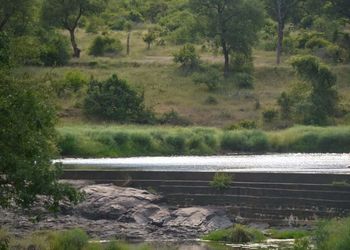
0, 73, 81, 209
41, 0, 105, 57
190, 0, 264, 76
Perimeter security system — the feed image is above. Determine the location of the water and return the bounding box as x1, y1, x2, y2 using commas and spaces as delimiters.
57, 153, 350, 174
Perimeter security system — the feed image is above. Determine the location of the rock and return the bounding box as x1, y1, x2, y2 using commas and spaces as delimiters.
0, 184, 234, 241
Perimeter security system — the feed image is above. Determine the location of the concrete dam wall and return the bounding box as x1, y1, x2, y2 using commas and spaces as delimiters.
62, 170, 350, 226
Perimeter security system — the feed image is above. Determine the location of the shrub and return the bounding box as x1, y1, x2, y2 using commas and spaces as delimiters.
193, 67, 222, 91
314, 217, 350, 250
231, 52, 254, 74
50, 229, 89, 250
210, 172, 233, 190
64, 70, 88, 93
84, 74, 155, 123
203, 224, 265, 244
159, 110, 191, 126
165, 134, 187, 154
143, 30, 157, 49
277, 92, 293, 120
89, 36, 123, 56
293, 238, 312, 250
227, 120, 257, 130
39, 33, 70, 66
0, 229, 9, 250
263, 109, 278, 123
173, 44, 200, 70
233, 73, 254, 89
204, 96, 218, 105
221, 130, 269, 152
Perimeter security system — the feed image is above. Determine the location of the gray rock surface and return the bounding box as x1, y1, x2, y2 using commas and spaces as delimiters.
0, 184, 233, 240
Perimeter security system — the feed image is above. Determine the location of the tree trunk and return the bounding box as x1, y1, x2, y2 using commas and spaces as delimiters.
222, 39, 230, 77
147, 42, 151, 50
126, 31, 131, 55
276, 21, 284, 65
69, 29, 80, 58
276, 0, 284, 65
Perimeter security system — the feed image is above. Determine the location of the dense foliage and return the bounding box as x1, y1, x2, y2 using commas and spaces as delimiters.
0, 74, 80, 209
84, 74, 154, 123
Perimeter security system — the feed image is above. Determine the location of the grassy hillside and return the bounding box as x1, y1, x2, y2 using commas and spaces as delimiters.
18, 29, 350, 127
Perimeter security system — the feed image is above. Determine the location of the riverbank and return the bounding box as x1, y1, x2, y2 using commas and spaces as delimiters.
57, 125, 350, 157
0, 181, 233, 241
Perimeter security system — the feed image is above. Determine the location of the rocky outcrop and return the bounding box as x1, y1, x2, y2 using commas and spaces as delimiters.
0, 184, 233, 240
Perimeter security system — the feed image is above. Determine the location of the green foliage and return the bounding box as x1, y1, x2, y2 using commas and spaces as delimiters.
143, 29, 157, 49
190, 0, 264, 74
290, 55, 338, 125
159, 10, 200, 44
50, 229, 89, 250
314, 217, 350, 250
210, 172, 233, 190
277, 92, 293, 120
39, 32, 71, 66
233, 73, 254, 89
159, 110, 191, 126
89, 36, 123, 57
227, 120, 257, 130
0, 229, 9, 250
263, 109, 279, 123
293, 238, 312, 250
192, 67, 222, 91
0, 32, 10, 68
204, 96, 218, 105
203, 224, 266, 244
64, 70, 88, 93
84, 74, 155, 124
173, 44, 200, 71
0, 74, 81, 209
221, 130, 269, 152
269, 229, 309, 239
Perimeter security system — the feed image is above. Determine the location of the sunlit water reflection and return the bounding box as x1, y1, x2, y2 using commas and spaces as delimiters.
57, 153, 350, 174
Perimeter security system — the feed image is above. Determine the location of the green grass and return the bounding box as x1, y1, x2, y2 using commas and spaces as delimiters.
268, 229, 310, 239
56, 124, 350, 157
202, 224, 266, 244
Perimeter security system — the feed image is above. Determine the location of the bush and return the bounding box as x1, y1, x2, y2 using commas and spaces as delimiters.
159, 110, 191, 126
143, 30, 157, 49
227, 120, 257, 130
193, 67, 222, 91
173, 44, 200, 70
231, 52, 254, 74
203, 224, 265, 244
50, 229, 89, 250
210, 172, 233, 190
233, 73, 254, 89
39, 33, 70, 66
89, 36, 123, 56
84, 74, 155, 123
204, 96, 218, 105
314, 217, 350, 250
0, 229, 9, 250
263, 109, 278, 123
64, 70, 88, 93
221, 130, 269, 152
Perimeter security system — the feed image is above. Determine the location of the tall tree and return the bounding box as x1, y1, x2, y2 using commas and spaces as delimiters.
190, 0, 264, 76
264, 0, 298, 65
41, 0, 105, 58
0, 0, 32, 31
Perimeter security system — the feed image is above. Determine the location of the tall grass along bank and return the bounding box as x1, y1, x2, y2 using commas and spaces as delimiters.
56, 125, 350, 157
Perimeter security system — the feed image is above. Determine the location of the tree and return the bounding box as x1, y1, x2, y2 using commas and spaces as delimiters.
143, 29, 157, 50
173, 44, 200, 70
41, 0, 105, 58
190, 0, 264, 76
125, 22, 132, 56
0, 0, 31, 31
0, 74, 81, 209
290, 55, 338, 125
264, 0, 299, 64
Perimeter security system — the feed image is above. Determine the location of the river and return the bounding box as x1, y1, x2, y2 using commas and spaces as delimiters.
57, 153, 350, 174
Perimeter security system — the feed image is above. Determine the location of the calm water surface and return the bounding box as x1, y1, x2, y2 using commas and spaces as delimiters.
58, 153, 350, 174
